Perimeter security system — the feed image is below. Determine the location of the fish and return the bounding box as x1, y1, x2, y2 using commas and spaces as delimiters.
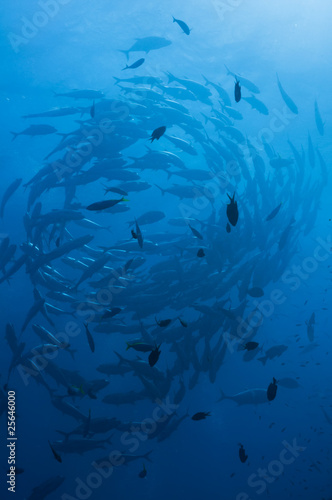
0, 179, 22, 218
150, 126, 166, 142
242, 95, 269, 115
278, 377, 300, 389
84, 323, 95, 353
27, 475, 65, 500
247, 287, 264, 298
258, 345, 288, 365
139, 463, 147, 478
10, 124, 57, 140
148, 344, 162, 367
172, 16, 191, 35
267, 377, 278, 401
48, 441, 62, 463
266, 203, 282, 221
225, 65, 260, 93
234, 80, 241, 103
306, 312, 315, 342
122, 58, 145, 71
314, 100, 324, 135
126, 341, 154, 352
119, 36, 172, 60
128, 211, 165, 226
86, 198, 128, 211
239, 443, 248, 463
191, 412, 210, 421
90, 100, 95, 118
226, 192, 239, 227
239, 341, 259, 352
189, 224, 203, 240
218, 388, 269, 405
155, 317, 171, 327
22, 106, 80, 118
276, 74, 298, 114
307, 132, 315, 167
197, 248, 205, 258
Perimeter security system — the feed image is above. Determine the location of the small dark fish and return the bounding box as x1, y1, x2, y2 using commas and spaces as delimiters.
155, 317, 171, 327
48, 441, 62, 463
86, 198, 128, 211
197, 248, 205, 258
55, 236, 61, 248
192, 412, 211, 421
226, 192, 238, 227
266, 203, 282, 221
84, 322, 95, 353
267, 377, 278, 401
138, 463, 147, 478
150, 126, 166, 142
172, 16, 191, 35
90, 101, 95, 118
122, 58, 145, 71
234, 80, 241, 103
148, 344, 161, 367
131, 229, 137, 239
240, 341, 259, 351
226, 222, 231, 233
239, 443, 248, 463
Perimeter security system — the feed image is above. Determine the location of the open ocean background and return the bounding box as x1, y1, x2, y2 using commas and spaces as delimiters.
0, 1, 332, 499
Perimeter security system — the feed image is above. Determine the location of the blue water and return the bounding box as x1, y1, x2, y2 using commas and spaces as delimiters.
1, 1, 332, 499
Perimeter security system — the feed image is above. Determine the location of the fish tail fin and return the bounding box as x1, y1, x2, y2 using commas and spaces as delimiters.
51, 90, 59, 97
114, 351, 126, 363
172, 16, 176, 22
56, 430, 70, 441
165, 71, 175, 83
258, 355, 267, 365
10, 132, 19, 141
118, 49, 130, 61
224, 64, 231, 75
201, 74, 210, 87
121, 65, 128, 71
154, 184, 165, 196
70, 348, 78, 360
144, 450, 153, 463
113, 77, 121, 85
218, 388, 226, 402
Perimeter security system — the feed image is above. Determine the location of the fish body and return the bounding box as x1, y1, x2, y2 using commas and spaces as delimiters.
122, 58, 145, 71
11, 124, 57, 140
119, 36, 172, 60
172, 16, 191, 35
276, 74, 298, 114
